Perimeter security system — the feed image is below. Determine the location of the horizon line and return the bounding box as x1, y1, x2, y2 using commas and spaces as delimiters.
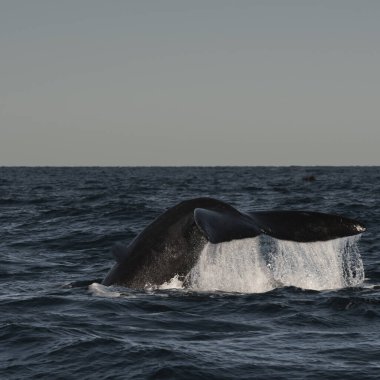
1, 164, 379, 168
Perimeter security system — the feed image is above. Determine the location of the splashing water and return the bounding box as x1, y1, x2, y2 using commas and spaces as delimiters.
269, 235, 364, 291
157, 275, 184, 290
186, 238, 273, 293
181, 235, 364, 293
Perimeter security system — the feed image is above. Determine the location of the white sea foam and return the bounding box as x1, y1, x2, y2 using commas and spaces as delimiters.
157, 274, 184, 290
89, 282, 121, 298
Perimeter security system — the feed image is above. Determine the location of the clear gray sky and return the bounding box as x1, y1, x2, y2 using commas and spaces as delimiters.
1, 0, 379, 166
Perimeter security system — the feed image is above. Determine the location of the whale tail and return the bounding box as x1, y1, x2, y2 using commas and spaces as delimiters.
194, 208, 365, 244
102, 197, 366, 288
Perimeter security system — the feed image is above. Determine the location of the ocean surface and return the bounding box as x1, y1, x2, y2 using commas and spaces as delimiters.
1, 166, 379, 379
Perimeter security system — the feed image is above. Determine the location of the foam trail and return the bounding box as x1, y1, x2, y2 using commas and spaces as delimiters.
269, 235, 364, 291
186, 238, 274, 293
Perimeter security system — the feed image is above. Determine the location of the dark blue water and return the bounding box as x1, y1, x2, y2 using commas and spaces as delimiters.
1, 167, 379, 379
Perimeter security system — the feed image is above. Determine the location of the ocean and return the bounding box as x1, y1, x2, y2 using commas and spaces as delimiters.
1, 166, 379, 379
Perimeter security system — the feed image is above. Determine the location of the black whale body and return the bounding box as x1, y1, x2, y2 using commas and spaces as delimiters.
102, 197, 365, 288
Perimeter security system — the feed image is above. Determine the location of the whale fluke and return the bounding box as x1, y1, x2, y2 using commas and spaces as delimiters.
247, 211, 365, 242
194, 208, 261, 244
102, 197, 365, 288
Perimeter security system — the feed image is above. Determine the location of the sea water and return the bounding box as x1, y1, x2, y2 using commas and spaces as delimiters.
0, 166, 379, 379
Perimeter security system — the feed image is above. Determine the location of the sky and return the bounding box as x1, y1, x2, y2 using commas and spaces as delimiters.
1, 0, 379, 166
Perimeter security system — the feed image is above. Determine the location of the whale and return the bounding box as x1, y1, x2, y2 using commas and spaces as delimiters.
102, 197, 365, 288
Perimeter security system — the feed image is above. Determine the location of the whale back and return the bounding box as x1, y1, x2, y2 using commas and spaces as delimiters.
102, 198, 238, 287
